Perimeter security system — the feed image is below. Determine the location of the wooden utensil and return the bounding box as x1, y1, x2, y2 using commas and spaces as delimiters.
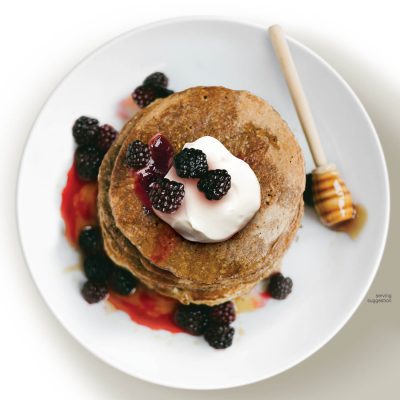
269, 24, 355, 226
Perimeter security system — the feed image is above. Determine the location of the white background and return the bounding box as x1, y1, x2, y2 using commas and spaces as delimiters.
1, 0, 399, 398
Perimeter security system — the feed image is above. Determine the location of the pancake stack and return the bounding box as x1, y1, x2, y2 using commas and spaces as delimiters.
98, 86, 305, 305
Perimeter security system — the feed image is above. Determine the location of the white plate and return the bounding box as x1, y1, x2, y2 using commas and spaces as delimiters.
17, 17, 390, 390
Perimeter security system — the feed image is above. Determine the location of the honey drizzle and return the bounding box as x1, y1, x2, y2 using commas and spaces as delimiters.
332, 204, 367, 239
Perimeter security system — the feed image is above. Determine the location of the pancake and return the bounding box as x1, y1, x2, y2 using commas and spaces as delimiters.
98, 107, 302, 304
107, 86, 305, 285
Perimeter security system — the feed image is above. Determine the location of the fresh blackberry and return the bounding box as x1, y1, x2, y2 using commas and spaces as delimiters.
72, 116, 99, 146
75, 145, 103, 181
209, 301, 236, 325
132, 84, 173, 108
78, 226, 103, 256
174, 304, 210, 335
97, 124, 118, 153
303, 173, 314, 207
109, 267, 138, 296
83, 255, 113, 284
125, 140, 150, 169
267, 273, 293, 300
149, 178, 185, 213
197, 169, 231, 200
143, 72, 168, 88
174, 148, 208, 178
204, 324, 235, 349
81, 280, 108, 304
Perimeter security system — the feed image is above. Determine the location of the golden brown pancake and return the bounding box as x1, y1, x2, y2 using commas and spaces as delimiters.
97, 108, 302, 304
107, 87, 305, 285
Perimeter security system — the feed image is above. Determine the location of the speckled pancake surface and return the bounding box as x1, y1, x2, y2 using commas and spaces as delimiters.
97, 103, 302, 304
107, 86, 305, 285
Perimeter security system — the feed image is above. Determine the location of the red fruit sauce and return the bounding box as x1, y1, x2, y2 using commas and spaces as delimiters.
60, 140, 269, 333
117, 96, 140, 122
150, 225, 177, 264
148, 133, 174, 173
108, 286, 183, 333
60, 157, 183, 332
61, 163, 98, 244
133, 133, 174, 213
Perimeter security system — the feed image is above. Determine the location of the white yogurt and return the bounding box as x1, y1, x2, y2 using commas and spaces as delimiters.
153, 136, 261, 243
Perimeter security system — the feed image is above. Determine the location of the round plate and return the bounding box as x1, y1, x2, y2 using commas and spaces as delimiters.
17, 17, 390, 390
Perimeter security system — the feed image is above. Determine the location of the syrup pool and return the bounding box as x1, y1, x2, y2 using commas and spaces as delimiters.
234, 289, 270, 313
332, 204, 367, 239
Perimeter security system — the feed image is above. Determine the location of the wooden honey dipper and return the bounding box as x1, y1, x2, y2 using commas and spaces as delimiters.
269, 25, 355, 227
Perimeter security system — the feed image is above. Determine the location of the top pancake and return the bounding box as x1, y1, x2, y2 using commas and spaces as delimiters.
109, 86, 305, 284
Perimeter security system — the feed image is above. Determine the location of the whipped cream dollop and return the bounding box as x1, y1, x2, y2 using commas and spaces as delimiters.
153, 136, 261, 243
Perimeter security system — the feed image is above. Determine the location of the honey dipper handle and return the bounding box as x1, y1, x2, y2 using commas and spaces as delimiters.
269, 25, 327, 167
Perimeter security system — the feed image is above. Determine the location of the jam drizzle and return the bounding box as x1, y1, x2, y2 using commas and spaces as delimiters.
133, 133, 174, 213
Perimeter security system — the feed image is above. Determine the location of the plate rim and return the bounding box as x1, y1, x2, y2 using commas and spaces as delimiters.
16, 15, 390, 390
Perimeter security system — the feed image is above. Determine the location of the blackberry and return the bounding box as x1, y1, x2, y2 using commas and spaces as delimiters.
204, 324, 235, 349
174, 304, 210, 335
268, 273, 293, 300
83, 255, 113, 284
303, 173, 314, 207
197, 169, 231, 200
109, 267, 137, 296
75, 145, 103, 181
72, 116, 99, 146
143, 72, 168, 88
132, 84, 173, 108
81, 280, 108, 304
125, 140, 150, 169
78, 226, 103, 256
209, 301, 236, 325
97, 124, 118, 153
149, 178, 185, 213
174, 148, 208, 178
